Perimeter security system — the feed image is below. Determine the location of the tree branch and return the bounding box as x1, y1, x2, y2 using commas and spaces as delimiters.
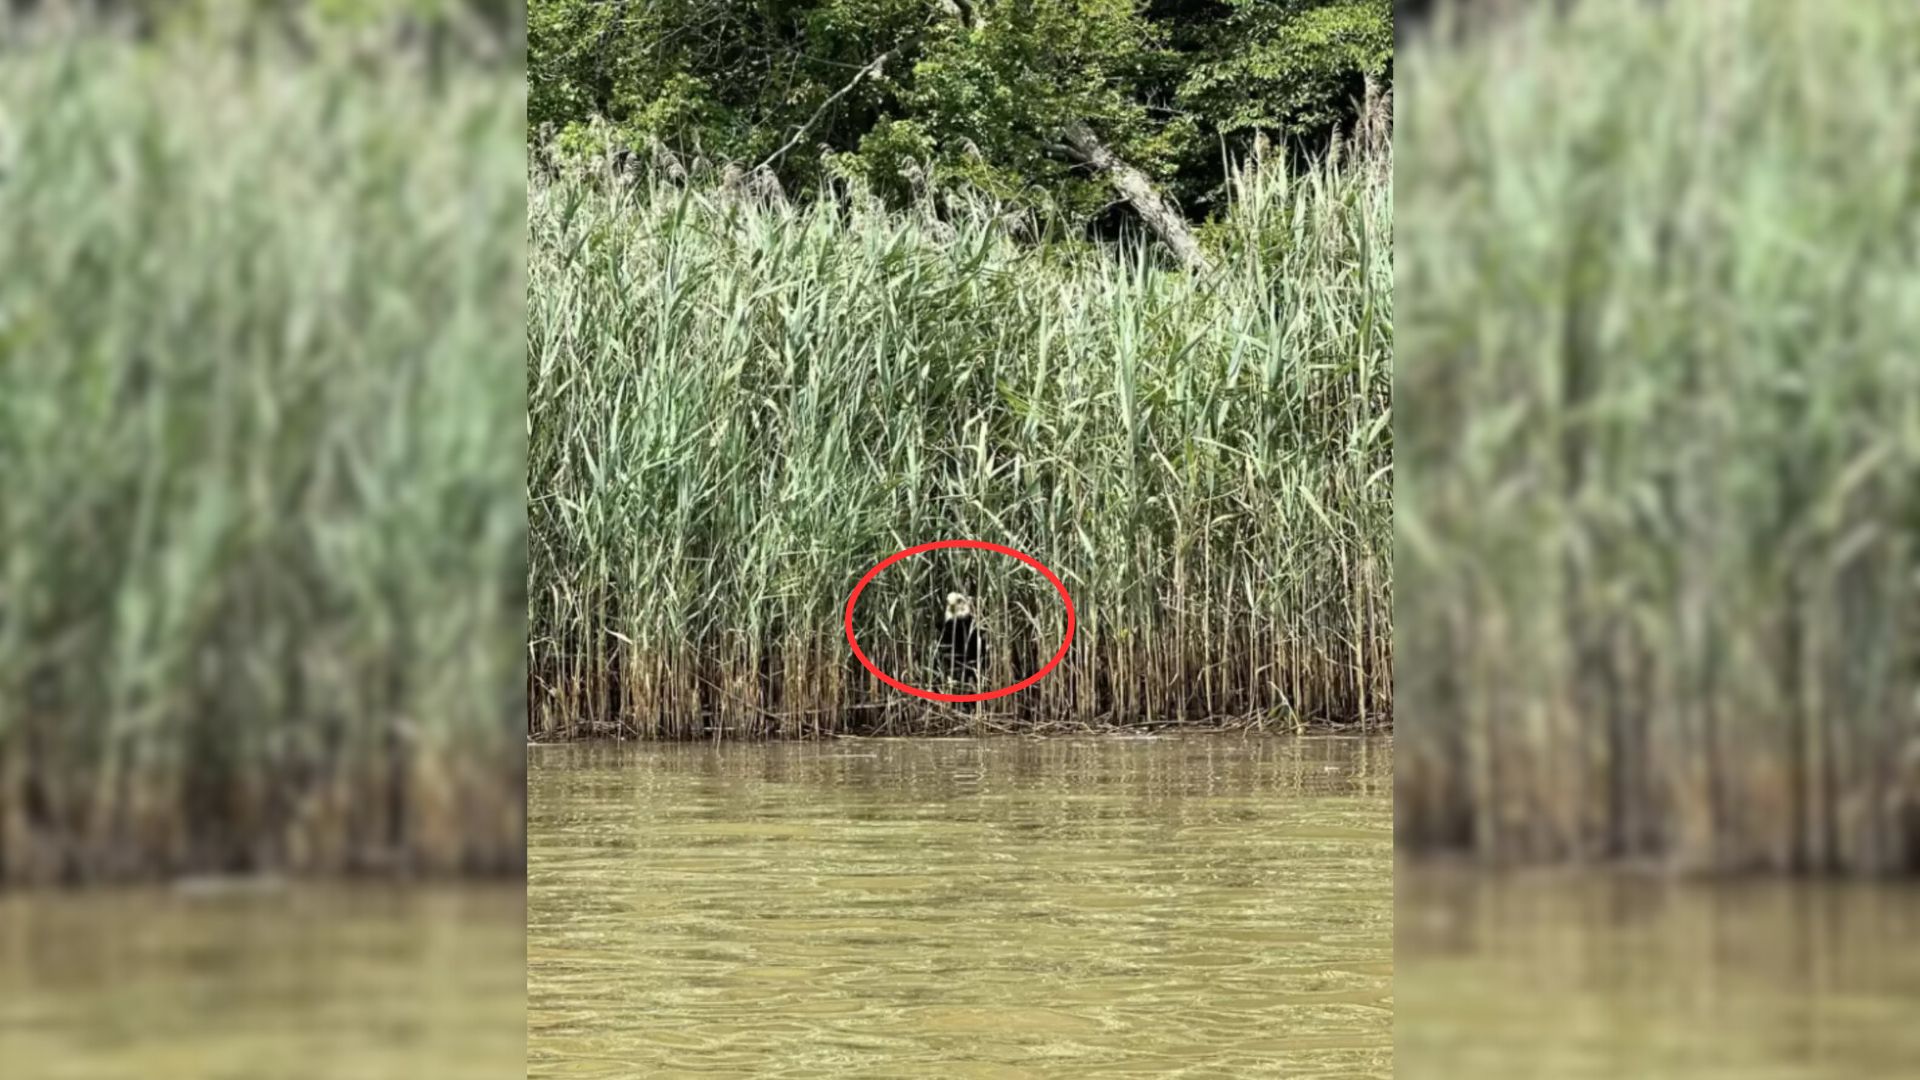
1059, 121, 1214, 273
755, 49, 895, 175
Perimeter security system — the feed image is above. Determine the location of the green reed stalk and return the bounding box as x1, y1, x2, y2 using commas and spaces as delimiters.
528, 145, 1393, 738
0, 28, 526, 884
1396, 0, 1920, 874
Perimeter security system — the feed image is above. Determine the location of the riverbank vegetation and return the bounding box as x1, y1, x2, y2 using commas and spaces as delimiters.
530, 0, 1390, 270
528, 133, 1392, 739
1395, 0, 1920, 875
0, 16, 526, 884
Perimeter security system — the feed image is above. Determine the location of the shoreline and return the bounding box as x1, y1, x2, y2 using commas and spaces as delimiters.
527, 718, 1395, 743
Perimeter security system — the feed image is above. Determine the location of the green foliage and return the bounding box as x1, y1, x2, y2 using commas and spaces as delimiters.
1397, 0, 1920, 873
529, 0, 1391, 220
1177, 0, 1392, 136
0, 30, 527, 881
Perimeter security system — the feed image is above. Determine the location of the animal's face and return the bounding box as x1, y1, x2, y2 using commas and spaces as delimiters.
944, 592, 972, 619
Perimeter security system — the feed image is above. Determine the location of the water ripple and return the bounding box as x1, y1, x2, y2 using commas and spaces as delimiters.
530, 736, 1393, 1077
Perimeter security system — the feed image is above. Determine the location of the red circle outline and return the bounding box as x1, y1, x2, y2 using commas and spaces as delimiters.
843, 540, 1075, 703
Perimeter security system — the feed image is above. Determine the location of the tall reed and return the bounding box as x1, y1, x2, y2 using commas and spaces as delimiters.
528, 149, 1393, 738
1396, 0, 1920, 874
0, 28, 527, 883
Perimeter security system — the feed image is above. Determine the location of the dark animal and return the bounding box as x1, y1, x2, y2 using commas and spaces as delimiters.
938, 592, 984, 685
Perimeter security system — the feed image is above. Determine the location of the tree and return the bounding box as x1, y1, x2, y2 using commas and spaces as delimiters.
529, 0, 1391, 262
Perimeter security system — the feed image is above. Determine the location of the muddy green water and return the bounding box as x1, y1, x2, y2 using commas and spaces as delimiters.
1397, 865, 1920, 1079
0, 884, 526, 1079
529, 736, 1393, 1077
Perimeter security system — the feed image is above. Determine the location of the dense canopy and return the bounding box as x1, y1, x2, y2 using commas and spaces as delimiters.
530, 0, 1391, 224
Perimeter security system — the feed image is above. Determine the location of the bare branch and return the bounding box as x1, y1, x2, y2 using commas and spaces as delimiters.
1059, 121, 1214, 273
755, 49, 895, 175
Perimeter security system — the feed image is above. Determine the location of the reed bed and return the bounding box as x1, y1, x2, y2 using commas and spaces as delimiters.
528, 148, 1392, 738
0, 29, 527, 883
1396, 0, 1920, 874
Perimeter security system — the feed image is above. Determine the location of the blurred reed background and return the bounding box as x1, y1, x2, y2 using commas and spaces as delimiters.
1395, 1, 1920, 1076
1398, 0, 1920, 877
0, 1, 527, 1076
528, 140, 1392, 739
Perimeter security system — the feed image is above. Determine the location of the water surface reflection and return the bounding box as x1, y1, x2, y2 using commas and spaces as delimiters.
530, 736, 1392, 1077
0, 883, 526, 1079
1398, 864, 1920, 1079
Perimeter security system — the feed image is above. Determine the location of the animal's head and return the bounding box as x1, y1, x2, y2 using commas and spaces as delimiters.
944, 592, 972, 619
